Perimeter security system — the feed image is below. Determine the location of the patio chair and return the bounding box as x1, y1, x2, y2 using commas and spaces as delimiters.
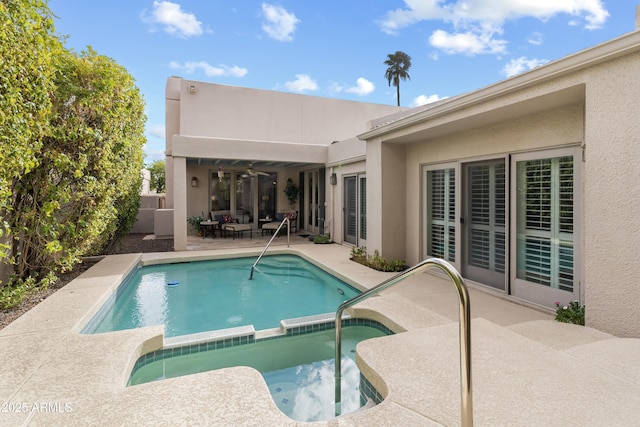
212, 212, 239, 237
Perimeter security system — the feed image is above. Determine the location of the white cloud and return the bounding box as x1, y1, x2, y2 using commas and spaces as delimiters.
502, 56, 549, 77
148, 124, 165, 139
379, 0, 447, 35
261, 3, 299, 42
379, 0, 610, 56
429, 29, 507, 55
410, 94, 446, 107
169, 61, 248, 78
143, 1, 203, 38
527, 31, 544, 46
284, 74, 318, 92
345, 78, 375, 96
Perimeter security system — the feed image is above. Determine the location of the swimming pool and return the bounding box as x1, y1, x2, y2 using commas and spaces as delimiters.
129, 321, 392, 422
83, 254, 360, 337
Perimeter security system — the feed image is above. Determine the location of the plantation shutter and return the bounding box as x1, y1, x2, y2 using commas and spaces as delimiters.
468, 162, 505, 273
344, 176, 357, 244
359, 176, 367, 240
427, 168, 455, 261
516, 156, 574, 291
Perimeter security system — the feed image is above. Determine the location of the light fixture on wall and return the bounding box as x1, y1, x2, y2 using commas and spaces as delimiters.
188, 84, 197, 93
191, 177, 198, 187
330, 173, 337, 185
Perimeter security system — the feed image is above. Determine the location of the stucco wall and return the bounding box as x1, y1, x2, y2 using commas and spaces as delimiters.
165, 77, 181, 209
381, 142, 407, 262
165, 77, 402, 246
327, 138, 367, 245
582, 52, 640, 337
177, 80, 403, 145
381, 36, 640, 337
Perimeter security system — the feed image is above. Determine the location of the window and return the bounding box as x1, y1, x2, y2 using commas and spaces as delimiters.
359, 176, 367, 240
426, 167, 456, 262
210, 172, 231, 211
258, 174, 277, 220
516, 155, 574, 291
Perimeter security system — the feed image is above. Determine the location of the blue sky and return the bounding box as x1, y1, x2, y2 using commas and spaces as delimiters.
48, 1, 634, 163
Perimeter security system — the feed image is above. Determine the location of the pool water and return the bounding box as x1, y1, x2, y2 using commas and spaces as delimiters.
128, 324, 390, 422
85, 255, 360, 337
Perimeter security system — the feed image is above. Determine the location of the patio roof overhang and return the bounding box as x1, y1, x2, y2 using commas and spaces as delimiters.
170, 135, 327, 170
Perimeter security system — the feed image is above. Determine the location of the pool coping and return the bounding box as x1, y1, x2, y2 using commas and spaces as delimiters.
7, 244, 636, 425
2, 246, 433, 426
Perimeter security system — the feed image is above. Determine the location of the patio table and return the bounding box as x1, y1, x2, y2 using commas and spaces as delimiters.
200, 220, 219, 239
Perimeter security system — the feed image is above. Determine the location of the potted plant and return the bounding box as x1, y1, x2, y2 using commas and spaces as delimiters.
187, 215, 204, 235
283, 179, 300, 208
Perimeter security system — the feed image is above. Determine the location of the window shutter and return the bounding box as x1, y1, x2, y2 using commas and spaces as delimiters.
468, 163, 505, 273
516, 156, 573, 291
427, 168, 455, 261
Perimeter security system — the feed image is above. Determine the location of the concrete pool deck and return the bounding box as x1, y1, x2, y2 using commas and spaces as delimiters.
1, 238, 639, 426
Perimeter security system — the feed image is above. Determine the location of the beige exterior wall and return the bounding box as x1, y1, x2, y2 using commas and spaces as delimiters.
361, 31, 640, 337
163, 31, 640, 337
176, 79, 403, 144
582, 51, 640, 337
327, 137, 367, 245
165, 77, 181, 209
403, 102, 584, 265
165, 78, 402, 250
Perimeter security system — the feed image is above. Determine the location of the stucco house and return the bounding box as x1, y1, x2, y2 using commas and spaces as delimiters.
164, 23, 640, 338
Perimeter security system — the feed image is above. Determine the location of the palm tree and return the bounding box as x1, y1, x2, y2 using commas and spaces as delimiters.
384, 51, 412, 106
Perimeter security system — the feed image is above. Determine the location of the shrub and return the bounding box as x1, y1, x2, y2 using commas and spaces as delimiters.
350, 246, 406, 272
313, 234, 332, 244
0, 272, 55, 309
554, 300, 585, 326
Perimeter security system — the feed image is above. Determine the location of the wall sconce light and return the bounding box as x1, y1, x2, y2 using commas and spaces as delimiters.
191, 177, 198, 187
329, 173, 337, 185
188, 84, 197, 93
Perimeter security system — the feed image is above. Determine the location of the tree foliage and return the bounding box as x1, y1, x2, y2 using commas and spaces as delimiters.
0, 0, 57, 254
148, 160, 166, 193
9, 47, 146, 284
384, 51, 412, 107
1, 2, 146, 305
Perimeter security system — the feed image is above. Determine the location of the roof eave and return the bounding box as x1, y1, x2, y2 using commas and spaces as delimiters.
358, 30, 640, 141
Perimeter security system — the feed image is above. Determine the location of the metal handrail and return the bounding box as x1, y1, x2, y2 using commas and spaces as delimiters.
334, 257, 473, 426
249, 217, 289, 280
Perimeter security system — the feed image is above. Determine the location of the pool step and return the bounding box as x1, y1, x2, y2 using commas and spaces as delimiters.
164, 325, 255, 349
280, 312, 351, 334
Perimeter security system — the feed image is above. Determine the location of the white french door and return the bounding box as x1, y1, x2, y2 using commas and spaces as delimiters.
422, 147, 581, 308
344, 174, 366, 246
424, 165, 456, 262
510, 148, 581, 306
461, 160, 506, 290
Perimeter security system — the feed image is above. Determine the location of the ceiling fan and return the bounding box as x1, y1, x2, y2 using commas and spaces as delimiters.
242, 163, 270, 178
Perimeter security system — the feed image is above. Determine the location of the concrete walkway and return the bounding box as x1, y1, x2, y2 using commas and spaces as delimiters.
1, 239, 639, 426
